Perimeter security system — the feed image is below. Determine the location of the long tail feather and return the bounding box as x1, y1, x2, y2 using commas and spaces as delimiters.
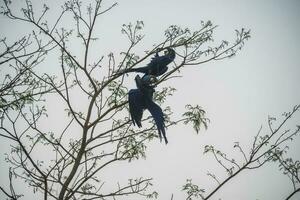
147, 101, 168, 144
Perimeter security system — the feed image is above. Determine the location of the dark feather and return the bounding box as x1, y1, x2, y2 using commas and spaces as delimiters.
128, 89, 144, 127
147, 101, 168, 144
123, 48, 175, 77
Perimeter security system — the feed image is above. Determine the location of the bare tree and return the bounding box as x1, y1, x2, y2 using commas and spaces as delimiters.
0, 0, 250, 200
0, 26, 58, 112
182, 105, 300, 200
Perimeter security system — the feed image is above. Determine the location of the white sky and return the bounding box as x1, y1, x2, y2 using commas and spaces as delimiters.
1, 0, 300, 199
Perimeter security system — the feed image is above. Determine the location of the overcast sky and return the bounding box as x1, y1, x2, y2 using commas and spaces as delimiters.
100, 1, 300, 199
1, 0, 300, 199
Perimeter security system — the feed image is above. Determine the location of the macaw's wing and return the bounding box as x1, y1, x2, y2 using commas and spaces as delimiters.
147, 101, 168, 144
147, 55, 172, 76
128, 89, 144, 128
148, 49, 175, 68
148, 55, 163, 66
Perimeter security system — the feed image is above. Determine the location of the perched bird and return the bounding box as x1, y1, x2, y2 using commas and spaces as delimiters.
123, 48, 175, 77
128, 75, 168, 144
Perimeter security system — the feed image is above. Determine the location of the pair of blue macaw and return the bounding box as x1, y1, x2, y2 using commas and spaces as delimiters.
125, 48, 175, 144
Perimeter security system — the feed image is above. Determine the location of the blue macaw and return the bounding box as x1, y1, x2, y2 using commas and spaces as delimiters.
124, 48, 175, 77
128, 75, 168, 144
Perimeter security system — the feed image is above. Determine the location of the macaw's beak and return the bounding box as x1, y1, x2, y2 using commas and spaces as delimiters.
149, 76, 158, 86
142, 75, 157, 86
150, 76, 158, 82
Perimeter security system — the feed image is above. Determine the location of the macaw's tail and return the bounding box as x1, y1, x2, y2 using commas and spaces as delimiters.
147, 101, 168, 144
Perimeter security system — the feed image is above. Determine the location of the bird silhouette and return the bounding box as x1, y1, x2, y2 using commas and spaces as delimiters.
123, 48, 175, 77
128, 75, 168, 144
